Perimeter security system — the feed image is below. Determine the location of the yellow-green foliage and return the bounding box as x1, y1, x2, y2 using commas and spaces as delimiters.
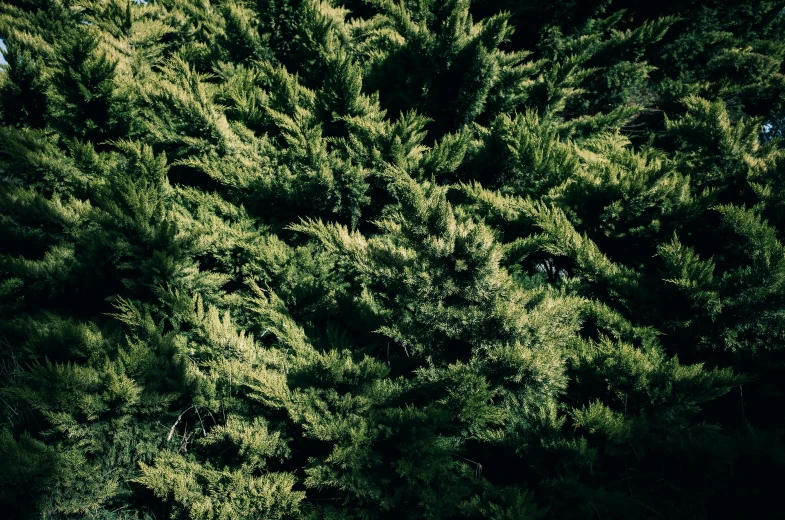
1, 0, 785, 519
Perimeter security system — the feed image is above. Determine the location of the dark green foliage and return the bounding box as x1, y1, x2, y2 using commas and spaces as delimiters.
1, 0, 784, 518
49, 27, 127, 143
0, 37, 49, 128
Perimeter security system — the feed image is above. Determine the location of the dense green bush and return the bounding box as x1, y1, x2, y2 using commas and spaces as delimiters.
1, 1, 784, 518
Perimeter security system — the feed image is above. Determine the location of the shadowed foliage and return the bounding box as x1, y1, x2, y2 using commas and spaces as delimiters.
1, 0, 784, 518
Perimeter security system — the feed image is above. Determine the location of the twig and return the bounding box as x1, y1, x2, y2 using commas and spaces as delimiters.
195, 406, 207, 436
167, 405, 195, 442
460, 457, 483, 479
178, 423, 192, 453
0, 396, 19, 417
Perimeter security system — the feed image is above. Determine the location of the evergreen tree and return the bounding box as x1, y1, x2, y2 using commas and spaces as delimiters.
1, 1, 784, 518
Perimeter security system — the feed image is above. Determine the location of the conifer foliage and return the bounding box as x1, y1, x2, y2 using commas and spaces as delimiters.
1, 0, 785, 518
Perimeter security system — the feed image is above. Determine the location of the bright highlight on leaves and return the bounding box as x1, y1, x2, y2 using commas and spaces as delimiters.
1, 0, 785, 519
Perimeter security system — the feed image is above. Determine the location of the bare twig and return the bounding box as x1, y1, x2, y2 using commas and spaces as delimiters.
460, 457, 483, 479
195, 406, 207, 436
167, 405, 196, 442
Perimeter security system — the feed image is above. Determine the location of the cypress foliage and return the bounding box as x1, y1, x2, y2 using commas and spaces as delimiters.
1, 0, 784, 518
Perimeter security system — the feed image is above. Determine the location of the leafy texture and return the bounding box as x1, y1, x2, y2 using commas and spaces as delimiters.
1, 0, 784, 518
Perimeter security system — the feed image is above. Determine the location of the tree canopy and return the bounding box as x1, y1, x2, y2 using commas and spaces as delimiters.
1, 1, 785, 518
